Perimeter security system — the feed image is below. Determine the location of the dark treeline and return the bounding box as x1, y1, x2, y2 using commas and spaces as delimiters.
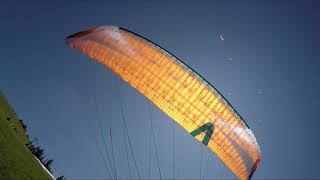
19, 119, 65, 180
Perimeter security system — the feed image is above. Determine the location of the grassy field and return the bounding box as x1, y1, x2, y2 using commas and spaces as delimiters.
0, 91, 52, 179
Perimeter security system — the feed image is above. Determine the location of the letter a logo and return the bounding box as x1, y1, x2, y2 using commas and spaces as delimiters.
190, 122, 214, 146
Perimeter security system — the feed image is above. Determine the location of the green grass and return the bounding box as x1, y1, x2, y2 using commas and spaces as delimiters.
0, 91, 52, 180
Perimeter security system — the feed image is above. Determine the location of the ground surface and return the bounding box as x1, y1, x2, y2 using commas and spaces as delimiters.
0, 91, 51, 179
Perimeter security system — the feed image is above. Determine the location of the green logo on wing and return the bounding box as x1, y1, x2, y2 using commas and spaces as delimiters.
190, 122, 214, 146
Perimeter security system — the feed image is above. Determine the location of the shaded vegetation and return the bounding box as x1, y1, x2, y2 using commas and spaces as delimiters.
0, 91, 56, 179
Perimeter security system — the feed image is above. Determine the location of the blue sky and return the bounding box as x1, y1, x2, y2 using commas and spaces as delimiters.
1, 0, 320, 179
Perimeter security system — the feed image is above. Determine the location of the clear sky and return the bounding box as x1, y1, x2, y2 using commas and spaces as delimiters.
1, 0, 320, 179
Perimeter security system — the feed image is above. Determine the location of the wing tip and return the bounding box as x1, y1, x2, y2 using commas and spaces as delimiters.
248, 158, 260, 179
66, 28, 96, 40
65, 25, 120, 45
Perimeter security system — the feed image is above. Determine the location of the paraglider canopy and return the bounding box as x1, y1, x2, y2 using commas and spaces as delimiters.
66, 25, 261, 179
